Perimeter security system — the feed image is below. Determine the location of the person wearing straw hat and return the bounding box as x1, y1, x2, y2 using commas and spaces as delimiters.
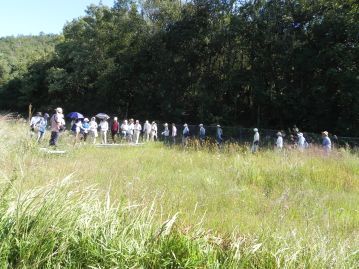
182, 123, 190, 147
322, 131, 331, 154
49, 107, 65, 147
199, 124, 206, 146
161, 123, 170, 145
276, 131, 283, 150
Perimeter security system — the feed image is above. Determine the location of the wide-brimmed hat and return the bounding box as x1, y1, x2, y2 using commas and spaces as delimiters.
199, 124, 203, 127
84, 118, 89, 122
164, 123, 168, 126
297, 132, 303, 137
55, 107, 63, 114
277, 132, 282, 136
322, 131, 328, 136
183, 123, 188, 127
253, 128, 258, 132
36, 112, 42, 116
217, 124, 221, 128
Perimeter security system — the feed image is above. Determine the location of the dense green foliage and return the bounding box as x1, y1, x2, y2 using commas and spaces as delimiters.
0, 0, 358, 135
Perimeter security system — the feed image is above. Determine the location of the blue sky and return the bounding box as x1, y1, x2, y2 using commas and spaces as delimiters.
0, 0, 115, 37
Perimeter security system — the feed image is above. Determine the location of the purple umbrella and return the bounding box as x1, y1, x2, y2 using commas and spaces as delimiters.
66, 112, 84, 119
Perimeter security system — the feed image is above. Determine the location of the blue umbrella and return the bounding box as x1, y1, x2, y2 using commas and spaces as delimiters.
96, 113, 110, 120
66, 112, 84, 119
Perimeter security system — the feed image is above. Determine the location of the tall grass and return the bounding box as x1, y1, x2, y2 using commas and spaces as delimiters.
0, 117, 358, 268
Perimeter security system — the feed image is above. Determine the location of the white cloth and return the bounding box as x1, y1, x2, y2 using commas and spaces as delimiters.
172, 126, 177, 137
253, 132, 260, 143
276, 136, 283, 149
99, 121, 109, 132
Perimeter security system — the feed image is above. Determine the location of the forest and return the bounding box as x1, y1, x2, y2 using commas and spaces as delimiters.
0, 0, 358, 135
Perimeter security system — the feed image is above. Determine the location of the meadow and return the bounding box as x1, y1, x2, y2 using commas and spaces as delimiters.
0, 116, 358, 268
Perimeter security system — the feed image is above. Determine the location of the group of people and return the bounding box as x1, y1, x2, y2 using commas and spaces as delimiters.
29, 107, 332, 153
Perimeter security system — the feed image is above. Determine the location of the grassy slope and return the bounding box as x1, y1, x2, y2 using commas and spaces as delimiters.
1, 119, 358, 268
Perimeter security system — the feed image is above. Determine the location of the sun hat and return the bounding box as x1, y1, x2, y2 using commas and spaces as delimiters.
297, 132, 303, 137
183, 123, 188, 127
199, 124, 203, 127
84, 118, 89, 122
322, 131, 328, 136
253, 128, 258, 132
36, 112, 42, 116
277, 131, 282, 136
164, 123, 168, 126
114, 117, 118, 121
217, 124, 221, 128
55, 107, 63, 114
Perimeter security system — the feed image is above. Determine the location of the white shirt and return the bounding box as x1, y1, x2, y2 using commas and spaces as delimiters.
99, 121, 109, 131
75, 121, 82, 133
128, 123, 134, 134
254, 132, 260, 142
30, 116, 41, 126
121, 123, 129, 132
89, 121, 98, 131
134, 123, 142, 132
298, 135, 305, 148
144, 122, 151, 133
276, 136, 283, 148
172, 126, 177, 137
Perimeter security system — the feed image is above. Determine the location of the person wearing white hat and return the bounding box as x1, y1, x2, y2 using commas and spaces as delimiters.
49, 107, 65, 147
133, 120, 142, 144
161, 123, 170, 145
322, 131, 331, 154
276, 131, 283, 150
297, 132, 307, 151
143, 120, 151, 142
82, 118, 90, 142
182, 123, 190, 146
127, 119, 135, 143
89, 117, 98, 144
199, 124, 206, 146
251, 128, 259, 153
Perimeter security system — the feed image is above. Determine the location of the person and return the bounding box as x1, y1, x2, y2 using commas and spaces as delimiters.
275, 131, 283, 150
143, 120, 151, 142
171, 123, 177, 145
133, 120, 142, 144
182, 123, 190, 147
161, 123, 170, 145
89, 117, 98, 144
127, 119, 134, 142
36, 113, 49, 143
251, 128, 259, 153
99, 118, 109, 144
111, 117, 120, 143
72, 119, 83, 146
82, 118, 90, 142
30, 112, 43, 137
297, 132, 307, 151
332, 135, 339, 149
216, 125, 223, 148
151, 121, 158, 141
322, 131, 331, 154
49, 107, 65, 147
121, 120, 129, 141
199, 124, 206, 146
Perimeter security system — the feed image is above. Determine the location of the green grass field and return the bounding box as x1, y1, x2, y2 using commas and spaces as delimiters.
0, 117, 358, 268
